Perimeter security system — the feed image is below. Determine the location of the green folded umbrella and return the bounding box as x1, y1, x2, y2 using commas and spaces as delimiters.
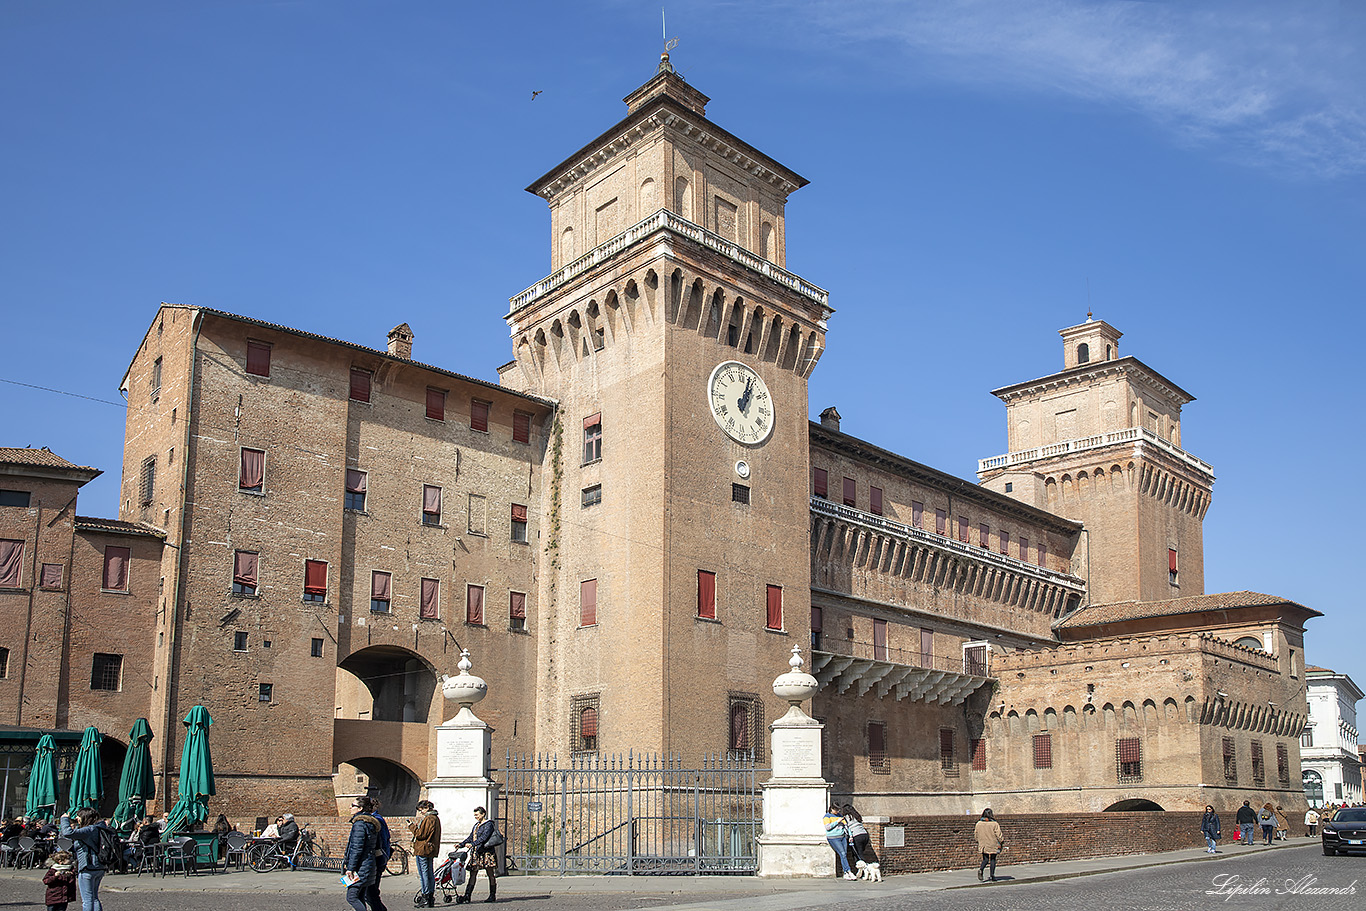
113, 718, 156, 831
67, 726, 103, 813
162, 706, 215, 839
24, 735, 58, 821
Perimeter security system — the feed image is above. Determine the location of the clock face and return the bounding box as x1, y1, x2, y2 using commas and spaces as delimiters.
708, 361, 774, 445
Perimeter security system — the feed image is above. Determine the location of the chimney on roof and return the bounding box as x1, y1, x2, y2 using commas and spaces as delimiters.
387, 323, 414, 359
820, 406, 841, 432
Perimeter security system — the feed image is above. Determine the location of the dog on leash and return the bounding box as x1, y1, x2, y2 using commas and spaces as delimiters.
855, 858, 882, 881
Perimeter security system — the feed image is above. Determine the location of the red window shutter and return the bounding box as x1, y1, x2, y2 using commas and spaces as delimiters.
423, 485, 441, 517
870, 486, 883, 516
912, 501, 923, 528
233, 551, 258, 586
40, 563, 63, 590
580, 706, 598, 738
868, 722, 885, 754
935, 509, 947, 535
102, 546, 131, 591
1038, 542, 1047, 567
511, 503, 528, 523
303, 560, 327, 596
371, 571, 391, 601
467, 585, 485, 625
513, 411, 531, 444
697, 571, 716, 619
426, 388, 445, 421
957, 516, 968, 542
509, 591, 526, 620
979, 524, 989, 548
471, 400, 489, 432
999, 530, 1009, 555
420, 578, 440, 619
842, 477, 856, 507
246, 341, 271, 377
971, 738, 987, 771
1118, 737, 1141, 763
813, 468, 828, 499
240, 448, 265, 490
1019, 537, 1029, 560
766, 585, 783, 630
873, 618, 887, 659
731, 703, 750, 750
580, 579, 597, 626
0, 540, 24, 588
1169, 548, 1178, 573
345, 469, 367, 493
349, 368, 371, 403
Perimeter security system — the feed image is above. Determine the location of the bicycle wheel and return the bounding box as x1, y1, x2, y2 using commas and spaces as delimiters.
248, 843, 280, 872
386, 845, 409, 876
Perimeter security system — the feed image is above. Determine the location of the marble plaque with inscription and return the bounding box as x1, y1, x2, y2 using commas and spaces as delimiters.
772, 728, 822, 779
436, 732, 484, 778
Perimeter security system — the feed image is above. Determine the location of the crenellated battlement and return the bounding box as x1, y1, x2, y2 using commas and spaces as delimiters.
994, 632, 1278, 673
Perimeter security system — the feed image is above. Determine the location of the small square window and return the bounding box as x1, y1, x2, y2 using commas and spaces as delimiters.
262, 639, 272, 648
91, 653, 123, 691
310, 638, 324, 658
258, 683, 273, 703
39, 563, 64, 591
582, 484, 602, 508
731, 483, 750, 504
471, 400, 490, 433
0, 490, 31, 507
233, 631, 248, 652
1004, 481, 1013, 492
246, 340, 271, 377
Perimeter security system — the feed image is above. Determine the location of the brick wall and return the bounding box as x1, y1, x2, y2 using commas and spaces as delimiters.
865, 811, 1205, 875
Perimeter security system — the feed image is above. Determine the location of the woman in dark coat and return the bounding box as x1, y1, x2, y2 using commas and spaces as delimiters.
343, 796, 385, 911
455, 807, 500, 904
1201, 805, 1221, 853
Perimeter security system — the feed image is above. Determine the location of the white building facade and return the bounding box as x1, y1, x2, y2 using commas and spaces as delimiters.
1302, 666, 1363, 806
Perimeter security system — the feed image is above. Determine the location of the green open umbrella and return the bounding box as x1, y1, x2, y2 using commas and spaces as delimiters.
67, 726, 103, 813
113, 718, 156, 831
24, 735, 58, 821
162, 706, 215, 839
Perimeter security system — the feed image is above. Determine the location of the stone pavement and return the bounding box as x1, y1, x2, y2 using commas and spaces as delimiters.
0, 837, 1317, 909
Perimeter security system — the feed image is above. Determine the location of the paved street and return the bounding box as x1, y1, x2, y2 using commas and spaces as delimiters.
0, 842, 1358, 911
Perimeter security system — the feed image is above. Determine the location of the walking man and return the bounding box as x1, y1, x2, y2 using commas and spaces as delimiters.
1236, 800, 1256, 845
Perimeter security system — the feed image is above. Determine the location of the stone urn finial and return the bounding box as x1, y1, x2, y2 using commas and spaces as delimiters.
773, 645, 818, 713
439, 649, 488, 711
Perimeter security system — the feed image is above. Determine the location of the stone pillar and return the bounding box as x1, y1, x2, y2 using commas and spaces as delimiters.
424, 650, 501, 853
757, 646, 832, 877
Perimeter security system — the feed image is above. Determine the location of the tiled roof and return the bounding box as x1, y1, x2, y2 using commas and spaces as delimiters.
0, 447, 97, 472
1305, 666, 1335, 674
1055, 590, 1320, 629
75, 516, 166, 539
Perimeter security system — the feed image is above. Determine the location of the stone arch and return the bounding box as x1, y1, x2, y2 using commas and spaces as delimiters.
566, 309, 584, 359
667, 269, 685, 323
1104, 799, 1164, 812
1044, 708, 1058, 732
1025, 709, 1040, 732
680, 277, 706, 330
560, 226, 575, 264
1063, 706, 1077, 730
762, 314, 784, 362
1045, 476, 1058, 507
702, 287, 725, 339
1103, 703, 1117, 728
333, 757, 423, 818
639, 177, 656, 216
674, 176, 691, 219
1077, 342, 1090, 364
1122, 701, 1138, 727
640, 271, 656, 321
1163, 698, 1179, 722
1007, 710, 1021, 736
780, 324, 803, 371
337, 644, 439, 724
725, 299, 745, 348
1082, 703, 1096, 726
742, 307, 765, 354
1143, 699, 1159, 726
1185, 695, 1198, 723
603, 289, 622, 341
761, 221, 774, 261
533, 328, 550, 376
548, 319, 566, 368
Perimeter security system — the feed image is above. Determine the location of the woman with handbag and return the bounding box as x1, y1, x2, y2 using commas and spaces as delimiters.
454, 807, 502, 904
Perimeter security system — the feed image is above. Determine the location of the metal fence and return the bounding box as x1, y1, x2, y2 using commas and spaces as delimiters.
498, 751, 766, 875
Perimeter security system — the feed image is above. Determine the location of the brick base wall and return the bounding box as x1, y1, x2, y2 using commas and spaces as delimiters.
864, 812, 1206, 875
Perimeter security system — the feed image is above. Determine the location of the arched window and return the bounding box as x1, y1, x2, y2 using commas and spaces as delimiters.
560, 226, 575, 264
1077, 343, 1090, 364
639, 177, 656, 216
761, 221, 774, 260
1106, 344, 1113, 360
579, 706, 598, 751
1234, 636, 1264, 651
674, 177, 691, 220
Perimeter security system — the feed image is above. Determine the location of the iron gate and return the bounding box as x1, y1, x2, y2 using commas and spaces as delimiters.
497, 751, 766, 875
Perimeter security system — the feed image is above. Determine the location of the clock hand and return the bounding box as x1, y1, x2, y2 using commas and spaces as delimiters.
737, 378, 754, 415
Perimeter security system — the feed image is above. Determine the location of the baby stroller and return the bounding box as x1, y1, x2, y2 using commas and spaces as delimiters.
421, 846, 469, 905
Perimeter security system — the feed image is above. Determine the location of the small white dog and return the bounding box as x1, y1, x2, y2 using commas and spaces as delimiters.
855, 858, 882, 882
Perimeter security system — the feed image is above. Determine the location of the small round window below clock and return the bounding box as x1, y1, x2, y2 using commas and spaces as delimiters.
735, 460, 751, 479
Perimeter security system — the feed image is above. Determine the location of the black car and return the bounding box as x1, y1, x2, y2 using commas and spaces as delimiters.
1322, 808, 1366, 855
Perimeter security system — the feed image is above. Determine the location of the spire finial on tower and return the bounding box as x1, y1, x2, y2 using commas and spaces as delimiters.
659, 7, 678, 73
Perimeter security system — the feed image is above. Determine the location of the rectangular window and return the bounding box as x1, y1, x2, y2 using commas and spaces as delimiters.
151, 357, 162, 398
872, 618, 887, 660
697, 570, 717, 620
583, 413, 602, 463
426, 388, 446, 421
1251, 740, 1265, 783
40, 563, 64, 591
511, 503, 528, 542
581, 484, 602, 508
0, 490, 32, 507
842, 477, 856, 507
1168, 548, 1178, 584
1019, 536, 1029, 560
1223, 737, 1237, 782
0, 647, 8, 678
468, 493, 486, 535
920, 628, 933, 667
239, 448, 265, 493
867, 721, 889, 772
810, 605, 823, 650
1038, 541, 1047, 568
731, 483, 750, 504
303, 560, 328, 602
964, 643, 988, 676
1302, 730, 1313, 749
509, 591, 527, 631
1033, 733, 1053, 769
940, 728, 957, 775
971, 737, 987, 771
513, 410, 532, 444
813, 468, 828, 499
466, 584, 485, 625
912, 500, 924, 528
422, 485, 442, 525
999, 530, 1010, 555
728, 694, 764, 760
311, 638, 324, 658
470, 399, 490, 433
246, 340, 271, 377
232, 550, 258, 596
580, 579, 597, 626
139, 456, 156, 506
233, 631, 248, 652
420, 578, 440, 620
935, 509, 947, 536
956, 515, 968, 543
979, 524, 990, 548
571, 693, 600, 753
371, 571, 392, 613
766, 585, 783, 631
870, 486, 883, 516
258, 683, 273, 703
102, 546, 131, 592
344, 469, 367, 511
91, 653, 123, 691
1116, 737, 1142, 782
349, 368, 371, 403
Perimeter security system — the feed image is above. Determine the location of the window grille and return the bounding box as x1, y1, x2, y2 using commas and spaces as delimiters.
139, 456, 156, 506
1223, 737, 1237, 782
570, 693, 600, 753
728, 694, 764, 760
971, 737, 987, 771
940, 728, 958, 776
91, 653, 122, 691
1116, 737, 1142, 782
1251, 740, 1264, 783
1033, 733, 1052, 769
1276, 743, 1289, 784
868, 721, 889, 773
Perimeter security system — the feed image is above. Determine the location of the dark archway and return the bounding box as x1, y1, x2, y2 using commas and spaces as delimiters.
338, 758, 421, 818
1104, 799, 1164, 812
338, 645, 437, 723
97, 736, 127, 819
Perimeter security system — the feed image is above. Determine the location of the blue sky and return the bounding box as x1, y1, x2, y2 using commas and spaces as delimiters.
3, 1, 1363, 682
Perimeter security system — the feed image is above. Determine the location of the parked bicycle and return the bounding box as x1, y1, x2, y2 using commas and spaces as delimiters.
386, 843, 410, 876
248, 826, 328, 872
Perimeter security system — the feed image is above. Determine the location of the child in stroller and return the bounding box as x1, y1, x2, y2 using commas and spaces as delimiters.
420, 846, 470, 905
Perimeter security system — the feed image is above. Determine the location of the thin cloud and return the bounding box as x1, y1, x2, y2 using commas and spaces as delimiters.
736, 0, 1366, 178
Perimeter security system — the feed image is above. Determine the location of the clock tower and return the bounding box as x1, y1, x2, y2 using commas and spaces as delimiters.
500, 56, 832, 760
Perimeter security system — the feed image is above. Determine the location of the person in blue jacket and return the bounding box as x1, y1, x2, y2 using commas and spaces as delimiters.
1201, 805, 1222, 854
59, 808, 111, 911
343, 796, 386, 911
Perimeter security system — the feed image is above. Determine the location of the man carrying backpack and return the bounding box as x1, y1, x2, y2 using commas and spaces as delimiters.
59, 808, 118, 910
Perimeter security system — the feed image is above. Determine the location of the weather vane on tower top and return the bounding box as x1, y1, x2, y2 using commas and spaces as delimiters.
660, 7, 679, 73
